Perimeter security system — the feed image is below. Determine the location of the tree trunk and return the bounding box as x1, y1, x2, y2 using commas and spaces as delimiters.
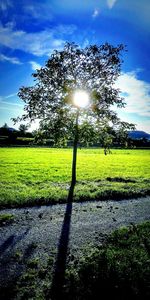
71, 109, 79, 186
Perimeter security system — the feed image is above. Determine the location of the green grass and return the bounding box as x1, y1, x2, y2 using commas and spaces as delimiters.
0, 147, 150, 207
0, 213, 14, 226
63, 221, 150, 299
2, 221, 150, 299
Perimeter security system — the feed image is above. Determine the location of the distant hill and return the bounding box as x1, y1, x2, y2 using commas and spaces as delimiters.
128, 130, 150, 140
7, 127, 18, 132
0, 126, 18, 134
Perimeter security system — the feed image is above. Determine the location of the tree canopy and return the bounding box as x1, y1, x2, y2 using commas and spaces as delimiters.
13, 42, 134, 144
19, 124, 29, 134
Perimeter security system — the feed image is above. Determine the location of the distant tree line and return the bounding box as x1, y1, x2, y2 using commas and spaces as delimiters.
35, 122, 150, 150
0, 123, 33, 137
0, 122, 149, 149
0, 123, 33, 145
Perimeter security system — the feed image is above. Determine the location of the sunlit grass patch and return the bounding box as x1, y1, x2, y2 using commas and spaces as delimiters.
0, 147, 150, 207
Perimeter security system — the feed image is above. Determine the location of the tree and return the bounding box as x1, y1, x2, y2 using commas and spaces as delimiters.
3, 123, 9, 129
13, 42, 133, 186
19, 124, 29, 136
112, 121, 135, 148
0, 123, 9, 136
99, 127, 114, 155
32, 129, 46, 145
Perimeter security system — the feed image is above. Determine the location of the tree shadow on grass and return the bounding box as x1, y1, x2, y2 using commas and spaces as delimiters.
0, 228, 30, 257
0, 240, 37, 300
0, 228, 34, 299
0, 235, 15, 256
50, 182, 75, 299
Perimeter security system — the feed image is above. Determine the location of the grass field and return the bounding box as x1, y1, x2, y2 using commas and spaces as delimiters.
63, 221, 150, 299
0, 147, 150, 207
3, 221, 150, 299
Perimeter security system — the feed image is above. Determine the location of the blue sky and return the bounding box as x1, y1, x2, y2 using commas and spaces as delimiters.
0, 0, 150, 132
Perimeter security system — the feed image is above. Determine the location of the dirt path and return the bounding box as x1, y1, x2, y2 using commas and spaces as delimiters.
0, 196, 150, 294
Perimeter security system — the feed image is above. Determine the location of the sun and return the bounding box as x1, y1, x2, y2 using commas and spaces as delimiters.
73, 90, 89, 108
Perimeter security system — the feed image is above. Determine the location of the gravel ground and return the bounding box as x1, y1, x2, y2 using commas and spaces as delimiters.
0, 196, 150, 292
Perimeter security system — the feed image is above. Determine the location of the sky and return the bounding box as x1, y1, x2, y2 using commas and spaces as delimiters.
0, 0, 150, 133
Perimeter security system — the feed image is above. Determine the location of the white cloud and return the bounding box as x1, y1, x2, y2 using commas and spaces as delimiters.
0, 53, 22, 64
107, 0, 117, 9
0, 101, 23, 108
5, 93, 17, 98
136, 120, 150, 133
92, 9, 99, 18
24, 3, 53, 21
82, 39, 90, 48
115, 71, 150, 118
0, 23, 76, 56
29, 61, 41, 71
0, 94, 23, 107
0, 0, 12, 11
